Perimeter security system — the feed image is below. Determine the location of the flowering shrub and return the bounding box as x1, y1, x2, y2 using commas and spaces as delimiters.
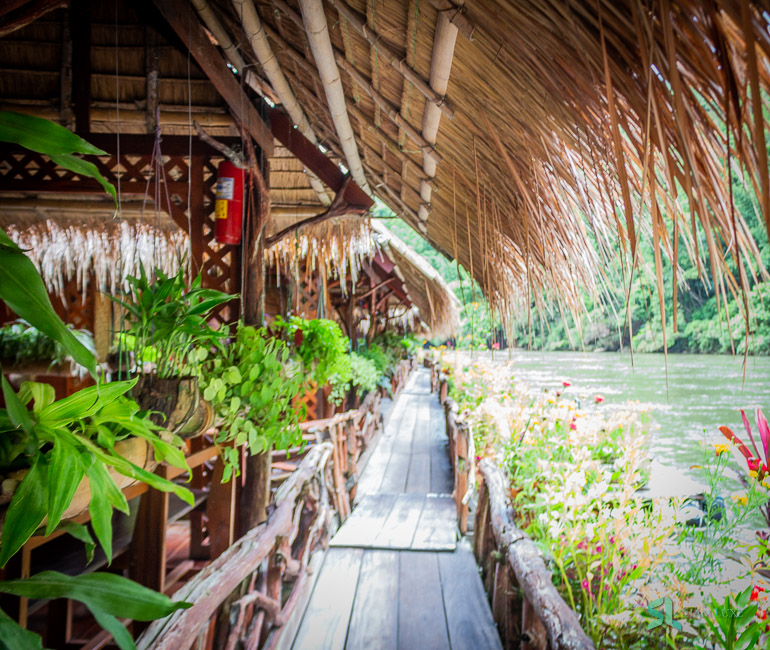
437, 351, 770, 649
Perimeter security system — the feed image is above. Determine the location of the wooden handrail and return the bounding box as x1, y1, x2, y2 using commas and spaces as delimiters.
475, 459, 595, 649
427, 357, 593, 649
137, 443, 334, 649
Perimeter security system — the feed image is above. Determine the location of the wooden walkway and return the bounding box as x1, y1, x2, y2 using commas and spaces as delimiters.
283, 369, 503, 650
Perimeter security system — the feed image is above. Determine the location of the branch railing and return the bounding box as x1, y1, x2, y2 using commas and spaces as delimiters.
430, 359, 594, 650
137, 361, 415, 650
136, 443, 335, 650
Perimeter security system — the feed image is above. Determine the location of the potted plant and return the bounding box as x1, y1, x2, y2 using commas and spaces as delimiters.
200, 323, 306, 480
110, 265, 233, 437
0, 376, 193, 566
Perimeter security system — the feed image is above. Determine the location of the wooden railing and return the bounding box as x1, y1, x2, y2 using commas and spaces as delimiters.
136, 363, 414, 650
432, 365, 472, 533
137, 443, 336, 650
475, 460, 595, 650
430, 359, 594, 650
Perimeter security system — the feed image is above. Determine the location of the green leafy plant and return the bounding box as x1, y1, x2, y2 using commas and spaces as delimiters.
705, 586, 764, 650
0, 377, 193, 566
349, 352, 381, 396
200, 323, 305, 480
0, 571, 191, 650
110, 265, 233, 379
272, 316, 354, 406
0, 115, 194, 650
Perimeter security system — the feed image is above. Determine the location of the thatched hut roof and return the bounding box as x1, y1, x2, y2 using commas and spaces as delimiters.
1, 0, 769, 330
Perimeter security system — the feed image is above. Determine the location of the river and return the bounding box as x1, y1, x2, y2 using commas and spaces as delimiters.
471, 349, 770, 497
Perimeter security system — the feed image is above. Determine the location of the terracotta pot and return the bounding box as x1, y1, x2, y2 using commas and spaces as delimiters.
132, 375, 202, 438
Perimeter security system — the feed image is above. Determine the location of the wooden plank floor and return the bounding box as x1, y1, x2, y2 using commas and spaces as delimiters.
288, 369, 503, 650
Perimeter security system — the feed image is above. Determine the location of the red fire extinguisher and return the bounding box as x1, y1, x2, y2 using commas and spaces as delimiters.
214, 161, 245, 245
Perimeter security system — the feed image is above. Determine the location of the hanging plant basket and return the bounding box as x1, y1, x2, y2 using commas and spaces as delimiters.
0, 437, 156, 522
132, 375, 204, 438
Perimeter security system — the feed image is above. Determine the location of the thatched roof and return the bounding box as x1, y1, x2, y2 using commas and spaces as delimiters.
1, 0, 769, 331
189, 0, 770, 323
266, 217, 459, 337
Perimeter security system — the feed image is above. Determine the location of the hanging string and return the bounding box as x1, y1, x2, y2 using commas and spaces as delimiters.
186, 5, 194, 279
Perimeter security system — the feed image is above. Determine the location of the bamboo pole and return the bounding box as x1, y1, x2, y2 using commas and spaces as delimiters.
418, 10, 458, 222
297, 0, 371, 196
231, 0, 331, 205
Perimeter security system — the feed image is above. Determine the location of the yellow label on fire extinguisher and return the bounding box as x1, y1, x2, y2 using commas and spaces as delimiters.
215, 200, 228, 220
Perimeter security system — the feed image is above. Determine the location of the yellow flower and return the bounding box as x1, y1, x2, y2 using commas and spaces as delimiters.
749, 470, 758, 479
714, 443, 730, 456
732, 493, 748, 505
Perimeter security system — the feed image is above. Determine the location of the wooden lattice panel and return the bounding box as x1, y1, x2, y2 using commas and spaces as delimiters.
52, 276, 95, 333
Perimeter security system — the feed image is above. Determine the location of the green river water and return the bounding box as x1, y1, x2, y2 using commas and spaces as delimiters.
474, 350, 770, 497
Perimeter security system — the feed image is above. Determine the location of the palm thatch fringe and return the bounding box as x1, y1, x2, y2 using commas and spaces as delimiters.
5, 219, 188, 301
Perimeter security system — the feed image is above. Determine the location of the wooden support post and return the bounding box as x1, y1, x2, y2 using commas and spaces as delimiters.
131, 489, 169, 592
145, 26, 159, 133
240, 153, 272, 536
70, 0, 91, 135
208, 454, 238, 558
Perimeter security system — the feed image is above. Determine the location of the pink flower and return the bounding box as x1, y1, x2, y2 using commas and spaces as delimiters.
595, 395, 605, 403
581, 579, 589, 591
563, 381, 571, 388
570, 419, 577, 431
749, 457, 761, 472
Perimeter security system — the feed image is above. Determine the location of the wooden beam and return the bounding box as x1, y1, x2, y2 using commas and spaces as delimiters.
0, 0, 66, 38
268, 107, 371, 209
153, 0, 274, 156
328, 0, 455, 119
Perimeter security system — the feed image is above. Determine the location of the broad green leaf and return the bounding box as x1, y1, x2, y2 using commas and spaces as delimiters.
0, 607, 43, 650
0, 111, 106, 156
91, 606, 135, 650
62, 522, 96, 565
50, 154, 116, 204
0, 229, 98, 378
1, 376, 33, 436
87, 460, 129, 513
87, 468, 114, 564
40, 379, 135, 425
0, 571, 192, 620
46, 440, 86, 535
0, 458, 47, 567
17, 381, 56, 414
736, 625, 761, 650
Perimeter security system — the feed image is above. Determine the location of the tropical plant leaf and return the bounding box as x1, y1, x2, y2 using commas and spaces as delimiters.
1, 375, 33, 436
62, 522, 95, 565
46, 439, 85, 535
50, 153, 116, 203
0, 607, 43, 650
40, 379, 135, 425
91, 606, 135, 650
87, 465, 115, 564
0, 458, 47, 567
0, 571, 192, 621
0, 227, 97, 378
0, 111, 106, 156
